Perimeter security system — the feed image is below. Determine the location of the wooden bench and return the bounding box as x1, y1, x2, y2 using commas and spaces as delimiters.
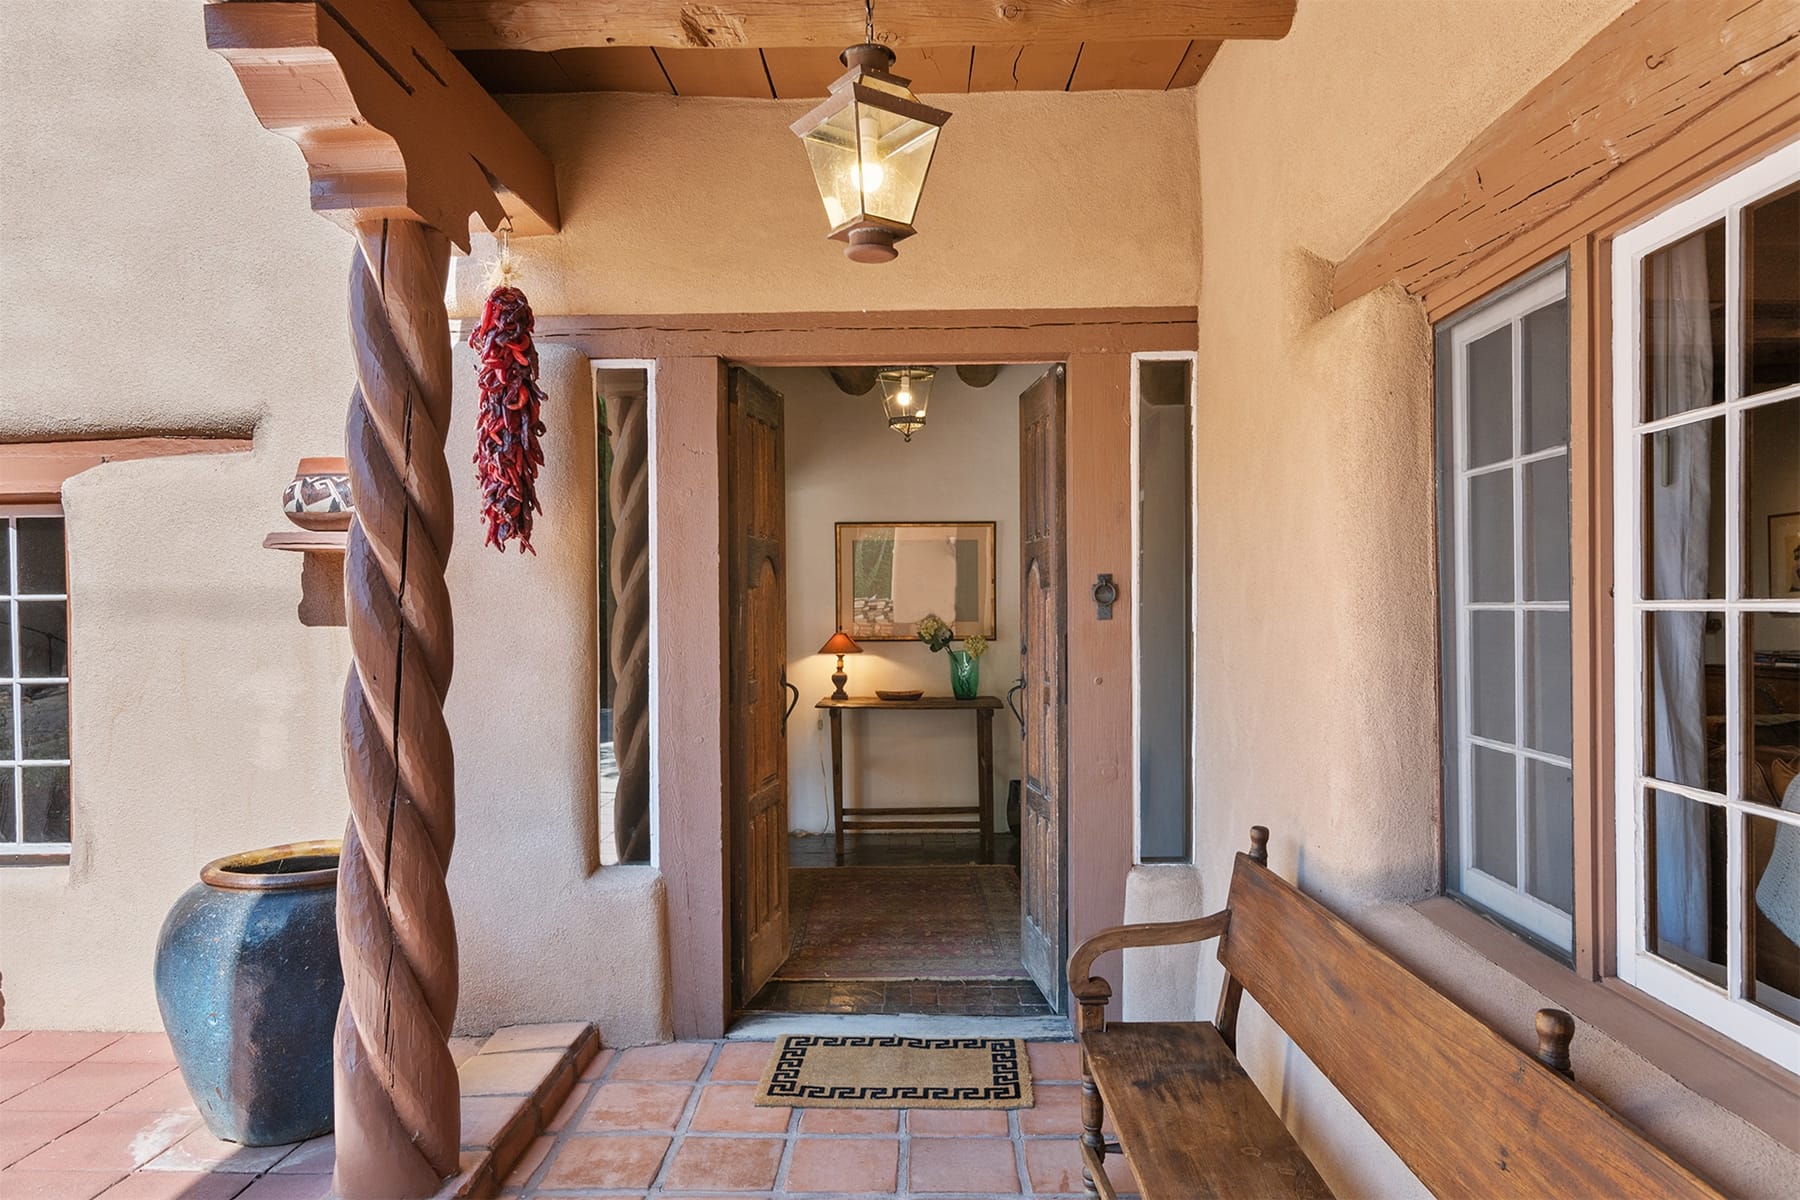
1067, 827, 1725, 1199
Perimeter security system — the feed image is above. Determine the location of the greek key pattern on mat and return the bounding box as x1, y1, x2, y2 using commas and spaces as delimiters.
764, 1036, 1026, 1102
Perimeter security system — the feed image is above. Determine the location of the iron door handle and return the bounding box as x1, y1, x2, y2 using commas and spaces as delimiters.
781, 674, 800, 733
1007, 675, 1026, 741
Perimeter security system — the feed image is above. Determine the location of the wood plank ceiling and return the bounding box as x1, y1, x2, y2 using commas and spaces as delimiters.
412, 1, 1288, 98
451, 40, 1222, 98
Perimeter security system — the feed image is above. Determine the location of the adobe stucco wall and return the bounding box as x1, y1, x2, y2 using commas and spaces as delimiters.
1183, 0, 1799, 1194
0, 1, 1197, 1035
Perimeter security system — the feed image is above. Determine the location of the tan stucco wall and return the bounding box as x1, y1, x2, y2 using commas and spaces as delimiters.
1181, 0, 1799, 1193
452, 88, 1198, 318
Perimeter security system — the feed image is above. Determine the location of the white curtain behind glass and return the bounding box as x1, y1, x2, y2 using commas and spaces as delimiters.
1648, 233, 1712, 959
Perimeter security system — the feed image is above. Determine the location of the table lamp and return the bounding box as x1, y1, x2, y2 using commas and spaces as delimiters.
819, 630, 863, 700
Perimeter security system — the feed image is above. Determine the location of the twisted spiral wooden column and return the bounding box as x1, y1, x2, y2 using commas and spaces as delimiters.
608, 387, 652, 863
333, 218, 461, 1200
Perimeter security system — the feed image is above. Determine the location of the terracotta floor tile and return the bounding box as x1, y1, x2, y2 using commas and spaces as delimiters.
577, 1047, 615, 1082
797, 1106, 899, 1134
500, 1134, 553, 1188
0, 1034, 122, 1066
104, 1074, 194, 1116
537, 1133, 670, 1190
268, 1135, 333, 1174
0, 1110, 90, 1168
460, 1094, 522, 1150
1026, 1041, 1082, 1083
1024, 1136, 1087, 1193
907, 1107, 1010, 1136
607, 1043, 713, 1083
575, 1082, 692, 1132
457, 1049, 561, 1098
906, 1135, 1021, 1194
707, 1041, 772, 1082
660, 1136, 783, 1192
1017, 1084, 1084, 1136
10, 1111, 197, 1173
231, 1175, 332, 1200
448, 1037, 486, 1066
687, 1084, 790, 1134
140, 1128, 293, 1174
480, 1024, 588, 1055
82, 1038, 175, 1069
0, 1166, 127, 1199
0, 1032, 26, 1048
1, 1062, 73, 1104
93, 1170, 252, 1199
784, 1136, 898, 1194
6, 1065, 172, 1113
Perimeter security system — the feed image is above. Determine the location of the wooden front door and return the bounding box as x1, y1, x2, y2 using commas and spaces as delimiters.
728, 367, 791, 1006
1019, 365, 1068, 1012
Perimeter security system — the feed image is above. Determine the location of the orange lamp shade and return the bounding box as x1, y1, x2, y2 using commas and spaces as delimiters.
819, 630, 863, 656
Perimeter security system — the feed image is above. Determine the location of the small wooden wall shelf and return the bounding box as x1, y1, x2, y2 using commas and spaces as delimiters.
263, 530, 347, 553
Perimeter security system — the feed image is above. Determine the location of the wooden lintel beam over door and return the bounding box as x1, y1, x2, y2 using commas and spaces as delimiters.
414, 0, 1297, 52
205, 0, 561, 249
1331, 0, 1800, 319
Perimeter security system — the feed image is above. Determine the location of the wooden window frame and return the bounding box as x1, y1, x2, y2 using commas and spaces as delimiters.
1, 505, 71, 863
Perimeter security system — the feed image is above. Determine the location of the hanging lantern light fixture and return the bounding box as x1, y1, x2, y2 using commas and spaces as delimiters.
790, 0, 951, 264
877, 367, 935, 441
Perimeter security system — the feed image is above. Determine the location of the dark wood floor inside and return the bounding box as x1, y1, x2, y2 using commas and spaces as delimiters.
745, 832, 1050, 1018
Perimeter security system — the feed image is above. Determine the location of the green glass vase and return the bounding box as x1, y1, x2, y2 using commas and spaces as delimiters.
948, 649, 979, 700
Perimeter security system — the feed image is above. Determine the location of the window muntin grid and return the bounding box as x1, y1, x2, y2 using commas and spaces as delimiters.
2, 509, 71, 856
1612, 146, 1800, 1070
1442, 267, 1576, 950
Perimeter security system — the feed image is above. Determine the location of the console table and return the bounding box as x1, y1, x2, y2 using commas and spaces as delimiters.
817, 695, 1000, 864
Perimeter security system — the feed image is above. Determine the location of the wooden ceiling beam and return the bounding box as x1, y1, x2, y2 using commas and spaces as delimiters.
414, 0, 1297, 53
206, 0, 560, 250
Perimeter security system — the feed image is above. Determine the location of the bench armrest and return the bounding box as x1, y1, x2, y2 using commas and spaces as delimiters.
1067, 910, 1230, 1003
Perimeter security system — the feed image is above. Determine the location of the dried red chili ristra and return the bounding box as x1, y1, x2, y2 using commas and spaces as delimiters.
467, 285, 547, 553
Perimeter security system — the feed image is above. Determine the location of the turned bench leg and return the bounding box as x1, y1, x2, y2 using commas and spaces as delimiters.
1075, 993, 1112, 1199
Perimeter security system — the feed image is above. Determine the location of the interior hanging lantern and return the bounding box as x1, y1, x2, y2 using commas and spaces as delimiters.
790, 39, 951, 264
877, 367, 935, 440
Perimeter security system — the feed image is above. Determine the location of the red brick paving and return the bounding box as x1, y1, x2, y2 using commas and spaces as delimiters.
0, 1032, 1104, 1198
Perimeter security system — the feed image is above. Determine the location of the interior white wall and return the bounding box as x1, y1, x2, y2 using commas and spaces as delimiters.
760, 365, 1042, 837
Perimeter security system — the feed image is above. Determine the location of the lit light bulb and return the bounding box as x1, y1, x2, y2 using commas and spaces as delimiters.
851, 159, 885, 193
896, 389, 912, 408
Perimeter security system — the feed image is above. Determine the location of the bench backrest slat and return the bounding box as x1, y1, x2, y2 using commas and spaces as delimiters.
1218, 853, 1722, 1199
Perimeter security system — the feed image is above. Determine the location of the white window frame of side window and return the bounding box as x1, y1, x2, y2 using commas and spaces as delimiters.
1610, 144, 1800, 1072
589, 358, 660, 869
1, 504, 72, 858
1445, 267, 1574, 950
1128, 350, 1198, 865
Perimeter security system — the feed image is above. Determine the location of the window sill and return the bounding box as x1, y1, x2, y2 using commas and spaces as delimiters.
1411, 895, 1800, 1155
0, 852, 71, 868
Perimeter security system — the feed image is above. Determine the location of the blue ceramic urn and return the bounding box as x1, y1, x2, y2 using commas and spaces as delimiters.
154, 840, 342, 1146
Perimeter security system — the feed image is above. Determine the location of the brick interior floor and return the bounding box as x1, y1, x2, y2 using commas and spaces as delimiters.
1, 1031, 1120, 1199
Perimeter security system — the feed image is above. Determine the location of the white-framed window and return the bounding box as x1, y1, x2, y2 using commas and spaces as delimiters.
1612, 145, 1800, 1069
2, 507, 71, 858
1436, 264, 1576, 951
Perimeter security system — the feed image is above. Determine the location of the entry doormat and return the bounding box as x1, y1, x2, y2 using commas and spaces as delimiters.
755, 1034, 1033, 1109
781, 865, 1025, 981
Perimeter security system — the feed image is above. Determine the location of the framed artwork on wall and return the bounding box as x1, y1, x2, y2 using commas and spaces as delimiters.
836, 521, 997, 642
1772, 511, 1800, 598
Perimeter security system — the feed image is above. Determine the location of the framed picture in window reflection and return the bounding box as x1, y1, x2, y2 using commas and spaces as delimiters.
1773, 512, 1800, 602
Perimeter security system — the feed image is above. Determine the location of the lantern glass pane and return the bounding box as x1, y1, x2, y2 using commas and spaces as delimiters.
863, 112, 939, 226
800, 104, 867, 230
